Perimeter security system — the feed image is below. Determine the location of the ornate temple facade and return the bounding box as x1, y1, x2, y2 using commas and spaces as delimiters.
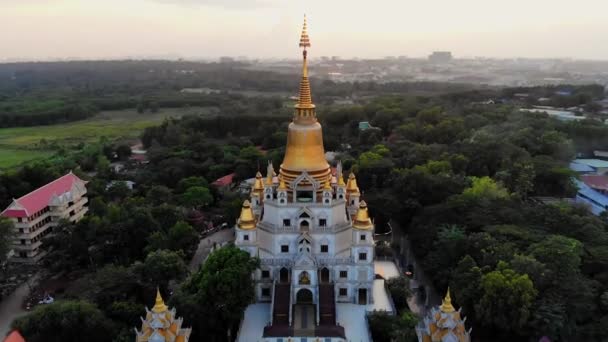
235, 17, 374, 339
135, 290, 192, 342
416, 289, 472, 342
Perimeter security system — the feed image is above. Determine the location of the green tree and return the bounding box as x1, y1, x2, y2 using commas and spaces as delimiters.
0, 218, 14, 263
176, 176, 209, 193
133, 249, 187, 291
476, 261, 537, 332
181, 186, 213, 208
12, 300, 115, 342
387, 276, 411, 314
462, 176, 510, 202
168, 221, 198, 254
172, 246, 259, 341
146, 185, 173, 206
451, 255, 482, 320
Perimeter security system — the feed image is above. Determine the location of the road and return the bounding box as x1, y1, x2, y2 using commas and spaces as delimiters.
388, 220, 441, 316
0, 275, 39, 337
189, 228, 235, 272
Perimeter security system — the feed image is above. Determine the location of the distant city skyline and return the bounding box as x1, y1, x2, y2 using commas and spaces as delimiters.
2, 0, 608, 61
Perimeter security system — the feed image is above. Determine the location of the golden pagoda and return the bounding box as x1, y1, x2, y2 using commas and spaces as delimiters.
135, 289, 192, 342
346, 172, 360, 195
279, 15, 331, 188
237, 200, 256, 230
416, 288, 471, 342
352, 201, 373, 230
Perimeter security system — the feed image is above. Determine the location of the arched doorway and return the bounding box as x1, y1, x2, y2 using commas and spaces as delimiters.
319, 267, 330, 283
279, 267, 290, 283
296, 289, 313, 304
300, 220, 310, 232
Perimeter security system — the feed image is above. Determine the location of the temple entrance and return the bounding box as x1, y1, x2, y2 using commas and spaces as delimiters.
279, 267, 290, 283
358, 288, 367, 305
319, 267, 330, 283
296, 289, 313, 304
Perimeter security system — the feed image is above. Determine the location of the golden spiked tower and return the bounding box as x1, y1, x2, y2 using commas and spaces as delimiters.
280, 15, 331, 187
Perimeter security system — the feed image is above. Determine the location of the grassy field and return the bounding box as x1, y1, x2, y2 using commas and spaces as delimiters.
0, 106, 213, 169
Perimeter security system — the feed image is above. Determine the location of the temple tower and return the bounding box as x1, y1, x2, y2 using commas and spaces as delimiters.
135, 289, 192, 342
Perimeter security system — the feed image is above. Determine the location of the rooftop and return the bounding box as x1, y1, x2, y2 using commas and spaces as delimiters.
3, 331, 25, 342
1, 172, 85, 218
573, 159, 608, 168
570, 162, 595, 173
212, 173, 235, 187
581, 175, 608, 191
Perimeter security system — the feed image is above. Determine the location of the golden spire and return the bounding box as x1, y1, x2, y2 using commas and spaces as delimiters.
440, 287, 456, 313
352, 201, 373, 230
338, 174, 346, 186
251, 171, 264, 196
295, 14, 316, 122
323, 179, 332, 190
152, 288, 168, 313
346, 172, 360, 194
266, 162, 274, 185
237, 200, 256, 230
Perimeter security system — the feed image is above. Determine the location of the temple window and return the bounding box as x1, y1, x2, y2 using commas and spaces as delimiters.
262, 288, 270, 297
340, 270, 348, 278
299, 271, 311, 285
243, 234, 249, 241
360, 234, 366, 241
283, 219, 291, 227
262, 270, 270, 278
319, 219, 327, 227
339, 288, 347, 296
281, 245, 289, 253
320, 245, 328, 253
358, 252, 367, 261
297, 191, 313, 203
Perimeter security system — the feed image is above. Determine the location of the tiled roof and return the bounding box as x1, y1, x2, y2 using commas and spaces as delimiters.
1, 172, 85, 218
581, 175, 608, 191
573, 159, 608, 168
3, 331, 25, 342
212, 173, 235, 187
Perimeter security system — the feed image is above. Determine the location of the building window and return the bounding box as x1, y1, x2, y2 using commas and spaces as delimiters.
20, 239, 26, 245
17, 218, 22, 223
261, 288, 270, 297
360, 234, 366, 241
243, 234, 249, 241
320, 245, 329, 253
19, 228, 23, 233
339, 288, 347, 296
351, 200, 355, 205
283, 219, 291, 227
281, 245, 289, 253
358, 252, 367, 261
340, 270, 348, 278
319, 219, 327, 227
262, 270, 270, 278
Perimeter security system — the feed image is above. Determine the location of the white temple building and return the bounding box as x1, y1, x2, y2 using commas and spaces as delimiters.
234, 16, 375, 341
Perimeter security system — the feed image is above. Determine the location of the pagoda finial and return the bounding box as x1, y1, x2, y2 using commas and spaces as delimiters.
295, 14, 315, 123
152, 288, 168, 313
440, 287, 456, 313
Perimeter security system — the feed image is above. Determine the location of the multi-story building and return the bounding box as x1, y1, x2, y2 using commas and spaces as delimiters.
235, 17, 374, 340
1, 171, 88, 262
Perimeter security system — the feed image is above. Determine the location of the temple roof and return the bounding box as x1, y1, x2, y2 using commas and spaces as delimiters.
238, 200, 257, 230
352, 201, 373, 230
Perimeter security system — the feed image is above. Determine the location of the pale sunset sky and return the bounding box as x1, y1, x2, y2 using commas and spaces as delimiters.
1, 0, 607, 60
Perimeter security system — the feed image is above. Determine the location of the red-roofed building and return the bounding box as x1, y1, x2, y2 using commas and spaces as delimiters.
3, 331, 25, 342
212, 173, 235, 192
1, 172, 88, 262
581, 175, 608, 194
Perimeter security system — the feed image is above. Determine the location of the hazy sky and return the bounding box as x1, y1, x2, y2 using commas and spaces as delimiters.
2, 0, 608, 61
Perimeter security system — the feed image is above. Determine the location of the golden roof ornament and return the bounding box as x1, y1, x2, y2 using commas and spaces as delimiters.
323, 179, 332, 190
152, 288, 168, 313
266, 161, 274, 185
295, 14, 315, 120
252, 171, 264, 195
346, 172, 360, 194
278, 177, 288, 190
237, 200, 256, 230
440, 287, 456, 313
352, 201, 373, 230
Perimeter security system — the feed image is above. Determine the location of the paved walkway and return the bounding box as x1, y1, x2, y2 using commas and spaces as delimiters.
189, 228, 235, 272
0, 275, 39, 337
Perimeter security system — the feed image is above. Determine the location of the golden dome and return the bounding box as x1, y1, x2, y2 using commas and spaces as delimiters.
440, 288, 456, 313
279, 15, 331, 185
237, 200, 256, 230
152, 288, 168, 313
352, 201, 373, 230
346, 172, 360, 194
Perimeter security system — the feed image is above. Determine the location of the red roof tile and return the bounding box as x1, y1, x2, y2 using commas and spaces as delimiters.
1, 172, 85, 218
581, 175, 608, 191
212, 173, 235, 187
3, 331, 25, 342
